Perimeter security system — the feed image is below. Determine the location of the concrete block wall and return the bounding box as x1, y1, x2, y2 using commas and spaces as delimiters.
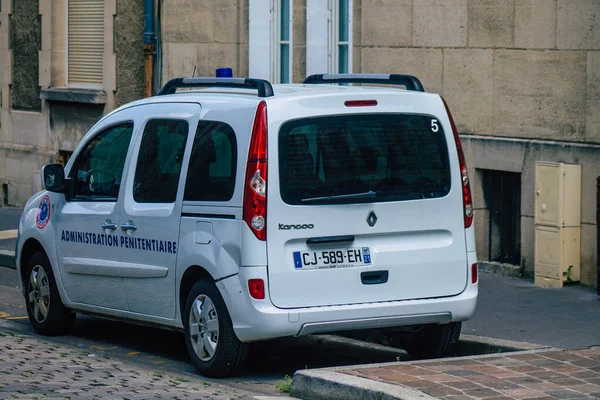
354, 0, 600, 144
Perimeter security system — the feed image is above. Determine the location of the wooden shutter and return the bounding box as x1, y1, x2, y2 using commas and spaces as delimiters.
68, 0, 104, 86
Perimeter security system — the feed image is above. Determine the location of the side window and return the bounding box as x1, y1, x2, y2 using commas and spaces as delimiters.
184, 121, 237, 202
73, 123, 134, 200
133, 119, 189, 203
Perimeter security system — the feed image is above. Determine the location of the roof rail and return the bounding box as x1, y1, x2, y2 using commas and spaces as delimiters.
303, 73, 425, 92
157, 77, 275, 98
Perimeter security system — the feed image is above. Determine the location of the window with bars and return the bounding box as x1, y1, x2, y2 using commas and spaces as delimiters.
67, 0, 104, 88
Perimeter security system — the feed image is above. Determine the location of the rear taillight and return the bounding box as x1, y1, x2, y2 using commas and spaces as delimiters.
243, 101, 268, 240
472, 263, 478, 284
248, 279, 265, 300
442, 97, 473, 229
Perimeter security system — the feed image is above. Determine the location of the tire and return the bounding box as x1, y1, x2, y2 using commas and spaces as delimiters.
25, 251, 75, 336
183, 280, 248, 377
404, 322, 462, 360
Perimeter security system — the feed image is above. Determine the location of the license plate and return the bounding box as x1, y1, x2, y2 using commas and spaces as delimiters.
293, 247, 371, 270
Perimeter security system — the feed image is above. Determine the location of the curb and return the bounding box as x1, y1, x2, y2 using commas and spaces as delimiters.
291, 369, 436, 400
290, 336, 559, 400
0, 250, 15, 269
291, 346, 566, 400
459, 333, 547, 351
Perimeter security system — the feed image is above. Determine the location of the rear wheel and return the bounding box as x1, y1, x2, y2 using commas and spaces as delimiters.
183, 280, 248, 377
403, 322, 461, 359
25, 251, 75, 335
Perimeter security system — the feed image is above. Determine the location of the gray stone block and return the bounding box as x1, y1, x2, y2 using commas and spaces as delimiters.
443, 49, 493, 94
361, 47, 443, 94
468, 0, 515, 48
361, 0, 412, 47
413, 0, 468, 47
162, 2, 215, 43
443, 91, 493, 134
514, 0, 557, 49
493, 50, 587, 98
557, 0, 600, 50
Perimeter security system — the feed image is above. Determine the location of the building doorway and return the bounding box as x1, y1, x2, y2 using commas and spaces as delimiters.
482, 170, 521, 265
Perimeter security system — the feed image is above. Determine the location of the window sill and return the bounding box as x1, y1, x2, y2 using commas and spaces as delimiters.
40, 88, 107, 105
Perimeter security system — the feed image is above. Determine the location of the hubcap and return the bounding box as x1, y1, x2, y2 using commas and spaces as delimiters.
189, 294, 219, 362
28, 265, 50, 323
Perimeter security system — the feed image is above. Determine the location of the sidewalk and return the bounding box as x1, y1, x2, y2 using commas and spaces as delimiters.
292, 273, 600, 399
292, 347, 600, 400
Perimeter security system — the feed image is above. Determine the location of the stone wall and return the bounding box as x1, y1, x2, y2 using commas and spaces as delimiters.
115, 0, 145, 105
0, 0, 127, 207
161, 0, 249, 82
10, 0, 41, 111
354, 0, 600, 144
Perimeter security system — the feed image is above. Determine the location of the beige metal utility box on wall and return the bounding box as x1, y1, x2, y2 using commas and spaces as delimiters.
534, 162, 581, 288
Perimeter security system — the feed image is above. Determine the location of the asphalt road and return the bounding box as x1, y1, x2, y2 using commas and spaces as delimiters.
463, 272, 600, 349
0, 208, 20, 264
0, 207, 21, 231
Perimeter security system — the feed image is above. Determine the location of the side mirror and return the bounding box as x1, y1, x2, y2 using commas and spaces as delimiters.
41, 163, 65, 192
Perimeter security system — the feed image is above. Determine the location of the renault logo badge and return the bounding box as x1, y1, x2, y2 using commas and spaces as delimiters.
366, 211, 377, 227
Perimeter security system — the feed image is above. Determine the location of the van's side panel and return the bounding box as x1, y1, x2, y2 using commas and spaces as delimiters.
173, 99, 264, 322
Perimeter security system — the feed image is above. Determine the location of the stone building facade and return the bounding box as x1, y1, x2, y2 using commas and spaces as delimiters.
159, 0, 600, 287
0, 0, 144, 205
1, 0, 598, 286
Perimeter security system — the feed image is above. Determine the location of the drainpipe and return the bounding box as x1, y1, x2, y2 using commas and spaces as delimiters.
144, 0, 155, 97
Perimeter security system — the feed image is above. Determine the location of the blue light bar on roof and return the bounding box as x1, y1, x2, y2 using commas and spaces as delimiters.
216, 68, 233, 78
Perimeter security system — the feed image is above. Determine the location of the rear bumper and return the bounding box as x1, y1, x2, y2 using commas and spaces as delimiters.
217, 256, 478, 343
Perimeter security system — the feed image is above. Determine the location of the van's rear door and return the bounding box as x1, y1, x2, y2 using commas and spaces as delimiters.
266, 97, 468, 309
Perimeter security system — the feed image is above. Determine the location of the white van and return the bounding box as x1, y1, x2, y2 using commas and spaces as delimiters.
16, 73, 478, 377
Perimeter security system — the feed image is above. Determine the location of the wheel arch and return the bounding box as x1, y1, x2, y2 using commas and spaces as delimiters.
19, 238, 46, 288
179, 265, 215, 324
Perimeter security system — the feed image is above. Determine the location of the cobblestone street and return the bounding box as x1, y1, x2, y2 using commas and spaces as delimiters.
0, 321, 258, 400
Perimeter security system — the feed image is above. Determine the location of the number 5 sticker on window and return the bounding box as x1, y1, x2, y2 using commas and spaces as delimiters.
431, 119, 439, 132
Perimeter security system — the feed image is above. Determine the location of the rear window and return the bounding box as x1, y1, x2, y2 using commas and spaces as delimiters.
278, 114, 451, 205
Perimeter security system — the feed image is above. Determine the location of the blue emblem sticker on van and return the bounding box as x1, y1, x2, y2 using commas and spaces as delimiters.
362, 247, 371, 264
36, 195, 51, 229
293, 252, 302, 269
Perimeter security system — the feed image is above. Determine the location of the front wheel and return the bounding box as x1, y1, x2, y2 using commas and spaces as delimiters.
183, 280, 248, 377
403, 322, 462, 359
25, 251, 75, 335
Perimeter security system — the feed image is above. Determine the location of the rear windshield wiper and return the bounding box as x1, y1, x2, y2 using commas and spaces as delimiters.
301, 190, 377, 204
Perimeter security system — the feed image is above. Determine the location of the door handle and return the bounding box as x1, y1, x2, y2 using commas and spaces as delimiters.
361, 270, 389, 285
306, 235, 355, 245
121, 220, 137, 233
101, 220, 117, 232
